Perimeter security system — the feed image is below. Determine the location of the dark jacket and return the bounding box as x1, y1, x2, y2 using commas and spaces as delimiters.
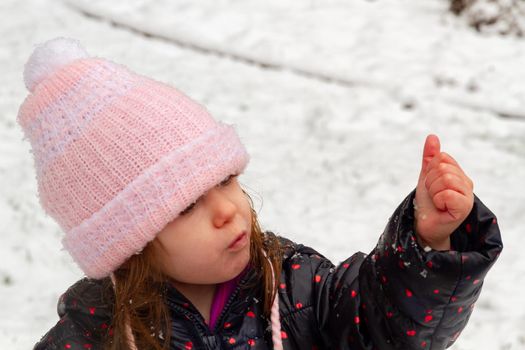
34, 189, 502, 349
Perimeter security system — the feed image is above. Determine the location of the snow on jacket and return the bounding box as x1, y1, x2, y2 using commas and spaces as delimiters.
33, 189, 502, 349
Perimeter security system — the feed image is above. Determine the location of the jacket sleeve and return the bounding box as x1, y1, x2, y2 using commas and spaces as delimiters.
33, 278, 113, 350
277, 188, 502, 350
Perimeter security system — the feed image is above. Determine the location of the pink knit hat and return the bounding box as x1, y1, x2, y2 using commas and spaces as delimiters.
17, 37, 250, 278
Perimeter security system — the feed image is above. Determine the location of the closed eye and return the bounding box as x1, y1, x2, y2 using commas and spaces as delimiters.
179, 175, 238, 216
179, 200, 198, 216
218, 174, 237, 187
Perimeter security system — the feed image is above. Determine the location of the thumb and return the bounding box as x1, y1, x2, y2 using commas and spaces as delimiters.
419, 134, 441, 181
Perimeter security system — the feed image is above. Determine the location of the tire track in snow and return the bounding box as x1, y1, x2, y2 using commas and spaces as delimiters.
64, 0, 525, 122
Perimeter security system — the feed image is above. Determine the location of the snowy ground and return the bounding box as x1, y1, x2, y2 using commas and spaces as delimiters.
1, 0, 525, 349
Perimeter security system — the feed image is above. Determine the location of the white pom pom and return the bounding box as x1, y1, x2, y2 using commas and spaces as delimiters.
23, 37, 89, 93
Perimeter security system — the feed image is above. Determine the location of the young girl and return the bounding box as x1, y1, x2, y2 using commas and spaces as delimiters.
18, 37, 502, 350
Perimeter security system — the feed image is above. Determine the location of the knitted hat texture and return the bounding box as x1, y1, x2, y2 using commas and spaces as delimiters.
17, 37, 250, 278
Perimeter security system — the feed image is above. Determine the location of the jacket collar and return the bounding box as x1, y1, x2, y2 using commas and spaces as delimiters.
164, 264, 260, 330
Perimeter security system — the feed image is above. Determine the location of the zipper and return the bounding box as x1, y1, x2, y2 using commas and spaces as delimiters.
212, 283, 242, 333
213, 269, 254, 334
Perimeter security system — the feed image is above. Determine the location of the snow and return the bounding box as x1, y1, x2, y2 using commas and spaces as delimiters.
1, 0, 524, 348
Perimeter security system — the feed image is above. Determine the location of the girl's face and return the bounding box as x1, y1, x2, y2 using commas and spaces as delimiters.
152, 174, 252, 285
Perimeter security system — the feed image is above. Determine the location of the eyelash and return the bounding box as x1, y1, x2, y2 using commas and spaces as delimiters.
178, 174, 237, 216
219, 174, 236, 187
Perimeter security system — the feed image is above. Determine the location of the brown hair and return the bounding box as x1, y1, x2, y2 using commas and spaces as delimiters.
105, 190, 282, 349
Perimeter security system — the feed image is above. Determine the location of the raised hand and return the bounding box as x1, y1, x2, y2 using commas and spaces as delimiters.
414, 135, 474, 250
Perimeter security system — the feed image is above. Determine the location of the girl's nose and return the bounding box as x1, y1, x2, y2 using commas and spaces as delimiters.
206, 187, 237, 227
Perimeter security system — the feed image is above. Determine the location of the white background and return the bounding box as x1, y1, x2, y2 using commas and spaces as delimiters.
1, 0, 524, 349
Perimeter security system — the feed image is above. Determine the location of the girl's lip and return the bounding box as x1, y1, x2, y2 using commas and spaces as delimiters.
228, 231, 248, 250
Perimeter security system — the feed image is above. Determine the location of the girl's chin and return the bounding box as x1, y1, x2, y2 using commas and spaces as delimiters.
222, 254, 251, 281
173, 251, 251, 285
